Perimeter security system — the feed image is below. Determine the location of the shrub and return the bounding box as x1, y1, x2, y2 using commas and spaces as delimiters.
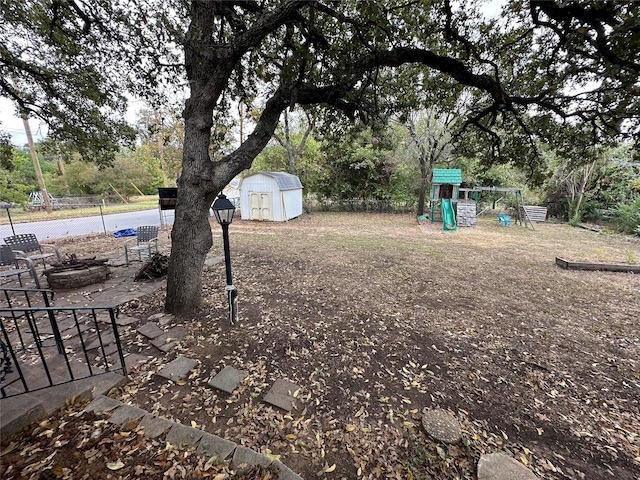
613, 195, 640, 234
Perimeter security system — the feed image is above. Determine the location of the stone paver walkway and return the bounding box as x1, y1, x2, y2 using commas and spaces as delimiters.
421, 408, 538, 479
478, 452, 538, 480
157, 356, 198, 381
208, 365, 248, 394
263, 378, 301, 412
421, 409, 463, 444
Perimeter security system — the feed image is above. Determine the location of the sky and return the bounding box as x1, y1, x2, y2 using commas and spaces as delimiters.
0, 96, 49, 147
0, 95, 144, 148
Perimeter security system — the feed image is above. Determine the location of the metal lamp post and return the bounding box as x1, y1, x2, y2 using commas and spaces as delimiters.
212, 193, 238, 325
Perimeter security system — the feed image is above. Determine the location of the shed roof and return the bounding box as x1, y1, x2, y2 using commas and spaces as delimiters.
432, 168, 462, 184
242, 171, 303, 191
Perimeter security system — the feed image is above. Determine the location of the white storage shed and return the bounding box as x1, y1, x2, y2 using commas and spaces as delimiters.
239, 172, 304, 221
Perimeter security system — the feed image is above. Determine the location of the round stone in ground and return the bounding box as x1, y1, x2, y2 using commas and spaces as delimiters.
421, 409, 462, 444
477, 453, 537, 480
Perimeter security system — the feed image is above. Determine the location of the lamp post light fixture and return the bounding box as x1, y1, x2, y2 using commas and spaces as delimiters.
212, 193, 238, 325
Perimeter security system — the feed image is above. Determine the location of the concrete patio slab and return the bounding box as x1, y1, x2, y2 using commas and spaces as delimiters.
150, 327, 188, 351
124, 353, 152, 371
115, 315, 140, 327
138, 413, 174, 439
232, 445, 272, 474
86, 333, 116, 350
0, 395, 45, 443
477, 452, 538, 480
272, 460, 304, 480
84, 395, 123, 415
107, 404, 147, 425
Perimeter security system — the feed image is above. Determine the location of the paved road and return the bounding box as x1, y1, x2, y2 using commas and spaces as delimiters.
1, 208, 175, 241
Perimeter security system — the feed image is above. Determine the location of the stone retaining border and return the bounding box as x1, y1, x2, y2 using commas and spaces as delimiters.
85, 395, 302, 480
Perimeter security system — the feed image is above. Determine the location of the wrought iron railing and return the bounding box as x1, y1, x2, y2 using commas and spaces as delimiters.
0, 287, 127, 398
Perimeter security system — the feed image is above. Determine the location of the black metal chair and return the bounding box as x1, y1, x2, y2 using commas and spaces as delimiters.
3, 233, 62, 268
124, 226, 158, 265
0, 245, 41, 288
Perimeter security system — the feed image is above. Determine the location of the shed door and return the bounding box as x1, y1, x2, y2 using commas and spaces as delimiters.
249, 192, 273, 220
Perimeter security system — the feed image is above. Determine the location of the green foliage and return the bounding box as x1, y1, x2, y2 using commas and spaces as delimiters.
312, 127, 401, 201
0, 147, 60, 201
251, 129, 325, 191
0, 169, 30, 204
454, 156, 526, 190
0, 131, 13, 170
589, 164, 640, 210
569, 210, 582, 227
129, 145, 166, 190
251, 141, 289, 172
541, 140, 640, 228
135, 106, 184, 183
63, 154, 160, 198
612, 196, 640, 235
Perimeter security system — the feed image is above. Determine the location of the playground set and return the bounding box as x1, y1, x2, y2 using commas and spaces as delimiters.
427, 168, 541, 230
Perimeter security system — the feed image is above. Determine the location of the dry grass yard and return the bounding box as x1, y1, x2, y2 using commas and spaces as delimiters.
3, 213, 639, 479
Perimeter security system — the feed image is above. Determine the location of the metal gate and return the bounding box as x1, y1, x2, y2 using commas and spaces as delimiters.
0, 288, 126, 398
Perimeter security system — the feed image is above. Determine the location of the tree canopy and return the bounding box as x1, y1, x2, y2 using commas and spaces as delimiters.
0, 0, 177, 162
2, 0, 639, 313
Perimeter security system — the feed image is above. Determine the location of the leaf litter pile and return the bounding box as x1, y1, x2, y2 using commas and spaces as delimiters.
2, 213, 639, 479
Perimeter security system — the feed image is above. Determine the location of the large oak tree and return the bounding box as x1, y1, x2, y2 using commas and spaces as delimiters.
2, 1, 638, 314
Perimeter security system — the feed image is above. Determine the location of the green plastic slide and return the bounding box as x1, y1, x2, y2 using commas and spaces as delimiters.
441, 199, 457, 231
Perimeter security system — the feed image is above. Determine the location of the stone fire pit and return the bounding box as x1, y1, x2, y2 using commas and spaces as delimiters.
43, 256, 111, 289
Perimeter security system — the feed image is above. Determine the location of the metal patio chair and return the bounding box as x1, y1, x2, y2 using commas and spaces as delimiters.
0, 244, 41, 288
124, 226, 158, 265
3, 233, 62, 268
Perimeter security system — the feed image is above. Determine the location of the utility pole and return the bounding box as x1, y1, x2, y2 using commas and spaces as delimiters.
12, 75, 52, 212
22, 115, 51, 212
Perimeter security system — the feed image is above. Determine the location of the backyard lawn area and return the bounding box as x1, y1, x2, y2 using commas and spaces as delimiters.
3, 212, 639, 479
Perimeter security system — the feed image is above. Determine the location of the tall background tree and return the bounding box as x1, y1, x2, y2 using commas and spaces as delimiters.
394, 108, 459, 215
273, 109, 315, 175
136, 105, 185, 187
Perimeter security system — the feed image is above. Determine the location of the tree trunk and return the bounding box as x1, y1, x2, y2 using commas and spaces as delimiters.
165, 95, 217, 314
569, 161, 597, 220
158, 134, 169, 187
405, 117, 430, 216
573, 163, 594, 219
274, 110, 314, 175
417, 160, 428, 215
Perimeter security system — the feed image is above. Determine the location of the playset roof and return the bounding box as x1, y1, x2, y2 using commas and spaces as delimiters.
432, 168, 462, 184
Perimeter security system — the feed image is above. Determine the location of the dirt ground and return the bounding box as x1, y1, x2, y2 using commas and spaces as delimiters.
2, 213, 639, 479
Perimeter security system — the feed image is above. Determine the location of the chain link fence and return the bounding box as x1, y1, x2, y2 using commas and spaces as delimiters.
3, 194, 419, 241
304, 197, 417, 214
0, 199, 173, 241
